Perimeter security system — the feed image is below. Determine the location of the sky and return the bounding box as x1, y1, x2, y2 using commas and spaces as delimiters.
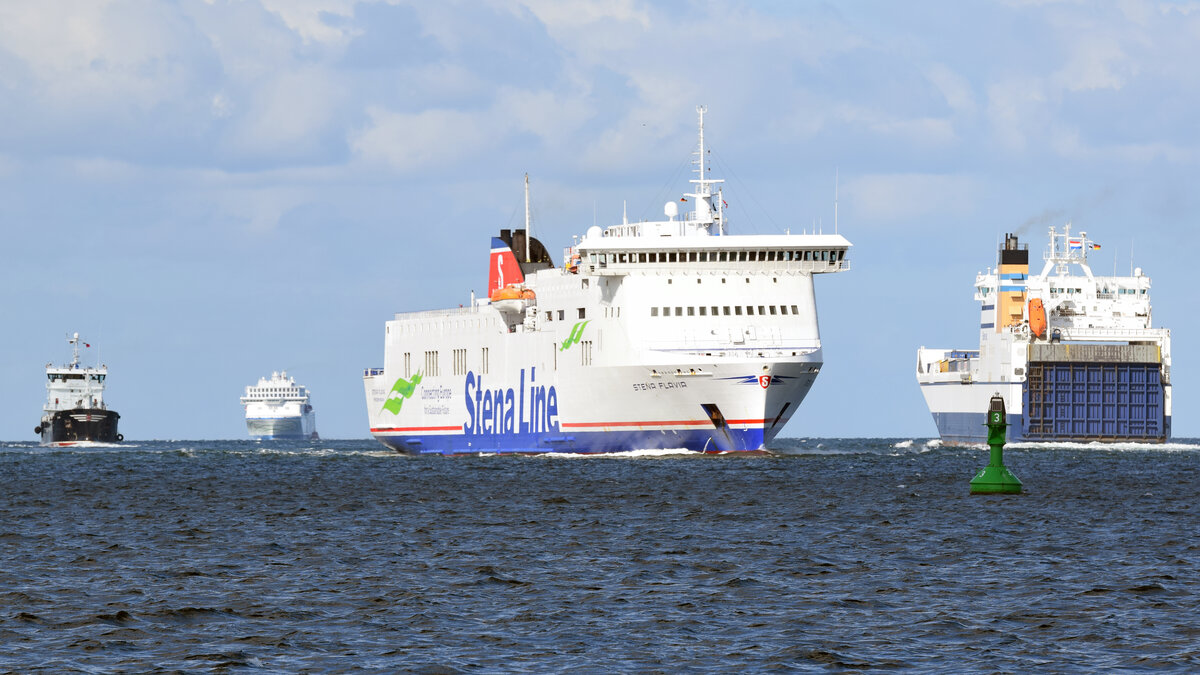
2, 0, 1197, 441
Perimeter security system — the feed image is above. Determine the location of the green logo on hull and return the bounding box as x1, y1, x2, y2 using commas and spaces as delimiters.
382, 372, 423, 414
560, 320, 589, 351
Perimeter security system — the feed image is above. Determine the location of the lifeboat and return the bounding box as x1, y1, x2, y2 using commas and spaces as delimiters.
490, 285, 522, 302
1028, 298, 1047, 339
491, 284, 532, 314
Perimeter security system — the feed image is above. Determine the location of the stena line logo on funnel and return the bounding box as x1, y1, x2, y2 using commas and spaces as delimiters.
464, 367, 558, 435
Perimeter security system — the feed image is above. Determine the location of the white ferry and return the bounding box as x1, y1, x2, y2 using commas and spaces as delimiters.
35, 333, 122, 446
241, 371, 318, 440
363, 107, 852, 454
917, 226, 1171, 444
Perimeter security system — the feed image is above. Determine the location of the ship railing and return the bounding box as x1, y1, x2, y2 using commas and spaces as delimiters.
1053, 327, 1170, 341
585, 258, 850, 276
394, 305, 481, 320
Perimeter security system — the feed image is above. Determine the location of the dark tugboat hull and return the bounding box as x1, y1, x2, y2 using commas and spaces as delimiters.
37, 409, 122, 446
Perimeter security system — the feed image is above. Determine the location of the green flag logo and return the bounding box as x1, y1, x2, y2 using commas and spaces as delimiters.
382, 372, 423, 414
560, 320, 589, 351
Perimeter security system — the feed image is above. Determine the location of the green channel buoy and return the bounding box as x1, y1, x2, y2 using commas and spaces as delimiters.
970, 393, 1023, 495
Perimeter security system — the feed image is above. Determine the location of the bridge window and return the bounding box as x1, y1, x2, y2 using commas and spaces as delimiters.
687, 307, 695, 316
769, 305, 777, 315
711, 306, 719, 315
781, 305, 788, 315
675, 307, 682, 316
650, 307, 658, 317
791, 305, 799, 313
735, 306, 743, 315
699, 306, 707, 316
747, 306, 755, 315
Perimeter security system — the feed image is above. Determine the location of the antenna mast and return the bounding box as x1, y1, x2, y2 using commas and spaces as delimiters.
835, 168, 839, 235
524, 173, 531, 263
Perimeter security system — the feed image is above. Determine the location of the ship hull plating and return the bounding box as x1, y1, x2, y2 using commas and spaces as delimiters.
38, 408, 122, 445
367, 359, 821, 455
247, 415, 317, 441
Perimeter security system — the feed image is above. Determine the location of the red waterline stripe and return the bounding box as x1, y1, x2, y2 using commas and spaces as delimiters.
562, 419, 767, 429
371, 426, 461, 433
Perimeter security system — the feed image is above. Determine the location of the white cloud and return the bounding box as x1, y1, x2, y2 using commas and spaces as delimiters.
1052, 34, 1134, 92
258, 0, 361, 45
350, 88, 592, 171
223, 67, 346, 157
926, 63, 977, 116
0, 1, 197, 109
986, 79, 1049, 152
845, 173, 978, 224
351, 106, 496, 171
518, 0, 650, 31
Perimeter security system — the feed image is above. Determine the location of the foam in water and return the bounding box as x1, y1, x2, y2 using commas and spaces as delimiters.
538, 448, 698, 459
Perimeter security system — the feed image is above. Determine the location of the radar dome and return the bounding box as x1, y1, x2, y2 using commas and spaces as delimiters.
664, 201, 679, 219
586, 225, 602, 239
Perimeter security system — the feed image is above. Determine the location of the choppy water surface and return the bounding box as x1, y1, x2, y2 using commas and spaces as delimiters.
2, 438, 1198, 672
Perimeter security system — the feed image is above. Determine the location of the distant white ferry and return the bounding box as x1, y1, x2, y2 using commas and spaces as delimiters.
917, 226, 1171, 443
363, 107, 852, 454
241, 371, 318, 440
36, 332, 122, 446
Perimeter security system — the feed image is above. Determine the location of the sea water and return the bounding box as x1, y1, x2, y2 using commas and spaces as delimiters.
2, 439, 1198, 671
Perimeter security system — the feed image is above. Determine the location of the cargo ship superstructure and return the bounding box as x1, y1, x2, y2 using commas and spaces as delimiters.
242, 371, 318, 440
35, 333, 122, 446
917, 226, 1171, 444
364, 107, 852, 454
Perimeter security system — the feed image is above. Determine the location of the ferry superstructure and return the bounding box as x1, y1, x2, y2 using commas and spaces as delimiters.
241, 371, 318, 440
35, 333, 122, 446
363, 107, 851, 454
917, 226, 1171, 444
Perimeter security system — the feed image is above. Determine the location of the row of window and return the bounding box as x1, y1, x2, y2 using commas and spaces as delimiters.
1050, 287, 1147, 296
651, 304, 801, 317
402, 340, 593, 379
590, 249, 845, 265
47, 373, 105, 382
544, 308, 588, 322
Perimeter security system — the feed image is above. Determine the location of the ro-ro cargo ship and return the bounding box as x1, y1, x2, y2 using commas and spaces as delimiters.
363, 107, 852, 454
917, 226, 1171, 444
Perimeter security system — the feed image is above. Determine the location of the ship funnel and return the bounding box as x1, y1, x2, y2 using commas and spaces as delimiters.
997, 233, 1030, 333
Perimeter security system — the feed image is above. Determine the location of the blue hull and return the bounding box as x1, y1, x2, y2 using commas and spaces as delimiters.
932, 411, 1172, 445
374, 427, 768, 455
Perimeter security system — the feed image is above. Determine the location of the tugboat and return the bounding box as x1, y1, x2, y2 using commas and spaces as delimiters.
35, 333, 122, 446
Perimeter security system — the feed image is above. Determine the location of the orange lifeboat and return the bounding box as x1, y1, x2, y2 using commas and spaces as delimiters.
520, 288, 536, 300
1028, 298, 1047, 339
490, 284, 523, 302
